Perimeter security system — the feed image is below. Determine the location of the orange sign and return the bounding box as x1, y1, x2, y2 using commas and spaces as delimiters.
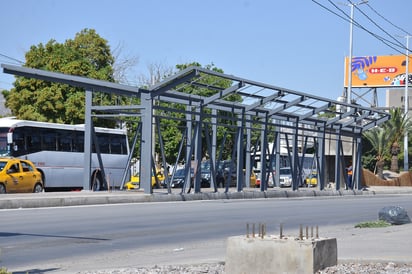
344, 55, 412, 88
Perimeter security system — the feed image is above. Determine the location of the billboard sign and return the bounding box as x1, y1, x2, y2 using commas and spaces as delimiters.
344, 55, 412, 88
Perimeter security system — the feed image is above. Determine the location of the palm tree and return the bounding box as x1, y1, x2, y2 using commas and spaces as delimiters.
363, 127, 392, 179
383, 108, 412, 172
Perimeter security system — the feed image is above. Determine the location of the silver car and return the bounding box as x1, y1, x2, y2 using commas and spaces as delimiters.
279, 167, 292, 187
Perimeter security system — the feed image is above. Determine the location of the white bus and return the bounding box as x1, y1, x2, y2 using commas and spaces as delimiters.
0, 117, 130, 191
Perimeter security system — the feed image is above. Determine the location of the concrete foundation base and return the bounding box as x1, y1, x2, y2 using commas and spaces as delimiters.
225, 235, 337, 274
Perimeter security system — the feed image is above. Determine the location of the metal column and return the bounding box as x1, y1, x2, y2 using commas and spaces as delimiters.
354, 132, 363, 190
183, 105, 193, 193
211, 109, 218, 189
317, 128, 326, 190
140, 91, 153, 194
334, 131, 342, 190
83, 89, 92, 191
245, 114, 252, 188
193, 107, 202, 193
260, 115, 268, 191
236, 112, 244, 192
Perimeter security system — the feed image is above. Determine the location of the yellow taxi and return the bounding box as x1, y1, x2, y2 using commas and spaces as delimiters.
248, 169, 257, 188
305, 171, 318, 187
124, 171, 165, 190
0, 157, 43, 194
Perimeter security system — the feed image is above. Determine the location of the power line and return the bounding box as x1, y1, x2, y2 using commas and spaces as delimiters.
353, 3, 405, 50
0, 53, 24, 64
312, 0, 412, 56
311, 0, 350, 23
331, 0, 408, 54
365, 3, 411, 36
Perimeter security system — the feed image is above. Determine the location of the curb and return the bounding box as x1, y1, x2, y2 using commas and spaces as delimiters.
1, 188, 412, 209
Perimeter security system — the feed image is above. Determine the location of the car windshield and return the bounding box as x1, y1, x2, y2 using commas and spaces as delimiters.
174, 168, 194, 176
279, 168, 291, 175
175, 168, 185, 176
201, 161, 210, 170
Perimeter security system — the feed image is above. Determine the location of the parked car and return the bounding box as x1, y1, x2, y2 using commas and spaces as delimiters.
201, 160, 256, 188
166, 168, 190, 188
279, 167, 293, 187
200, 160, 226, 187
0, 157, 43, 193
124, 170, 165, 190
305, 171, 318, 187
248, 169, 257, 188
200, 161, 212, 183
164, 168, 209, 188
254, 169, 275, 188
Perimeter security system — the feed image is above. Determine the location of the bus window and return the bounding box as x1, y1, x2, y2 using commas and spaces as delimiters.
58, 130, 73, 152
9, 127, 27, 156
73, 132, 84, 152
42, 130, 57, 151
110, 136, 126, 154
27, 134, 41, 154
13, 132, 24, 149
97, 134, 110, 154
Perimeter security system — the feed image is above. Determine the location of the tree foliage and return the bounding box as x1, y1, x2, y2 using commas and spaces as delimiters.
363, 107, 412, 174
363, 126, 392, 178
384, 108, 411, 146
155, 62, 244, 164
3, 29, 120, 126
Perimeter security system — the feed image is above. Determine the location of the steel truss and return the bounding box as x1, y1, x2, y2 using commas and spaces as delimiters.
2, 64, 390, 193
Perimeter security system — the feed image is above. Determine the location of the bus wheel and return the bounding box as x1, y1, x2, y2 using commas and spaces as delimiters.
33, 183, 43, 193
91, 172, 107, 191
0, 183, 6, 194
38, 170, 46, 191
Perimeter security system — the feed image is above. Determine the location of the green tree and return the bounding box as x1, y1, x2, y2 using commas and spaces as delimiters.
3, 28, 121, 126
383, 107, 412, 172
362, 108, 412, 175
154, 62, 243, 164
363, 126, 393, 178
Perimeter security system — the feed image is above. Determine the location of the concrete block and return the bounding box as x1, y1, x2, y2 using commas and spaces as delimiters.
225, 235, 337, 274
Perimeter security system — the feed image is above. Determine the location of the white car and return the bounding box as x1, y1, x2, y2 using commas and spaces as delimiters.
279, 167, 292, 187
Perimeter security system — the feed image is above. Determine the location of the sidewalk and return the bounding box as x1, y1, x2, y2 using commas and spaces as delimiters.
321, 222, 412, 263
362, 185, 412, 195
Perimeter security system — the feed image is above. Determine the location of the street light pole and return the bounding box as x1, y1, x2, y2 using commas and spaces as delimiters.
404, 35, 410, 172
346, 0, 368, 107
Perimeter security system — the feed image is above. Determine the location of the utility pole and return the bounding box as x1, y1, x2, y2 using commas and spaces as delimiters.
343, 0, 368, 190
345, 0, 368, 107
403, 35, 411, 172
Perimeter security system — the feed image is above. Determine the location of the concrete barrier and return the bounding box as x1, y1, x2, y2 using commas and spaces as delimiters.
225, 235, 337, 274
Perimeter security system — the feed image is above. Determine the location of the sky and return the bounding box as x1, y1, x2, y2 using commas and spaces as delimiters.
1, 0, 412, 108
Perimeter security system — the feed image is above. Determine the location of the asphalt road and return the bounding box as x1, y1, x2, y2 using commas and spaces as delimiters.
1, 193, 412, 273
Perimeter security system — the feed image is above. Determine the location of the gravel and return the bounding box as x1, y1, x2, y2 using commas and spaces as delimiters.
77, 263, 225, 274
319, 262, 412, 274
77, 262, 412, 274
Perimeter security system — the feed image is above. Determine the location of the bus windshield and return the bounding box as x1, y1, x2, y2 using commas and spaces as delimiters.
0, 128, 10, 156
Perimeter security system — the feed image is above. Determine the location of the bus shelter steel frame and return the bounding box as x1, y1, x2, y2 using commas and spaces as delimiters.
2, 64, 390, 194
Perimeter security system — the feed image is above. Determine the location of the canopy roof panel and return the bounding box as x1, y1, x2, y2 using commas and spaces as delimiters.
1, 64, 390, 135
149, 66, 390, 135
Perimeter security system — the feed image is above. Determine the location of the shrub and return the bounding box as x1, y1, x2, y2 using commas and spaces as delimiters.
0, 268, 11, 274
354, 220, 391, 228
